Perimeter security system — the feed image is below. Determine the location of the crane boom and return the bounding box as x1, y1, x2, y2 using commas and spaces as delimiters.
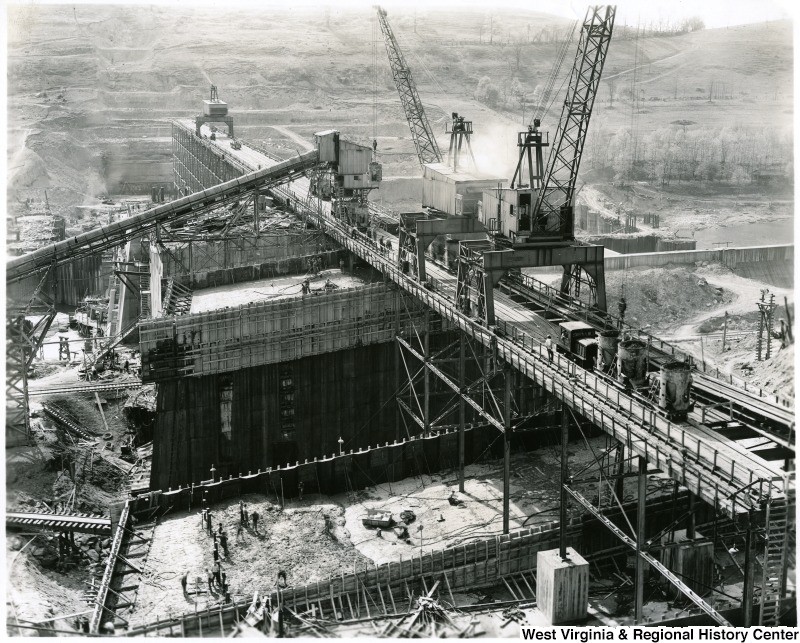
375, 6, 442, 166
532, 5, 616, 238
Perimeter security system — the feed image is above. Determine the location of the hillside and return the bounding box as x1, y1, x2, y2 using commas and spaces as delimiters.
6, 5, 794, 227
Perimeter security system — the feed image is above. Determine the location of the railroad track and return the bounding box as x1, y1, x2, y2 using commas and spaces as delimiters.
6, 511, 112, 535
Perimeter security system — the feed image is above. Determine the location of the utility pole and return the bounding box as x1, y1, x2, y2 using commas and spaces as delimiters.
757, 290, 777, 360
784, 296, 793, 344
721, 311, 728, 352
489, 14, 493, 44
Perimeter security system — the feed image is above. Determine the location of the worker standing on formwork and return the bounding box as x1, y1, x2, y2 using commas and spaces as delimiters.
213, 561, 222, 588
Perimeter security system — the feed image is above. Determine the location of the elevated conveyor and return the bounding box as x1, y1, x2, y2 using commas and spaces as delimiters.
6, 150, 319, 283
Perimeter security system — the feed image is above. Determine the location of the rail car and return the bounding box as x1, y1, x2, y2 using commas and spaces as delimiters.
554, 321, 693, 421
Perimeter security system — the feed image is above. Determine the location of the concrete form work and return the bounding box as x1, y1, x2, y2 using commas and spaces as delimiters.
5, 15, 796, 638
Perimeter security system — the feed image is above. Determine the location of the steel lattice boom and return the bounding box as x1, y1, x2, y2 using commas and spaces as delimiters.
376, 6, 442, 166
532, 5, 616, 237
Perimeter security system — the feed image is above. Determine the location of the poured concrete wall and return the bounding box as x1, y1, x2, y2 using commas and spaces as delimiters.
583, 234, 696, 254
7, 254, 106, 309
174, 249, 345, 291
157, 232, 339, 286
604, 244, 793, 271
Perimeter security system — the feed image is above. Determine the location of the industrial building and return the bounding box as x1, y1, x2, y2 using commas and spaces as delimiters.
5, 3, 795, 638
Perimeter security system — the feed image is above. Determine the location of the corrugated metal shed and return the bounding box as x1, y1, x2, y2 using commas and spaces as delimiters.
203, 100, 228, 117
338, 140, 372, 177
422, 163, 505, 216
315, 130, 338, 163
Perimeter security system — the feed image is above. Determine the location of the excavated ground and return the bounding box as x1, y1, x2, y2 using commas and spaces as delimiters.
125, 436, 673, 626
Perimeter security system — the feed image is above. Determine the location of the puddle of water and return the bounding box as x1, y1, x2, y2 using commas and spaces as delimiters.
692, 218, 794, 249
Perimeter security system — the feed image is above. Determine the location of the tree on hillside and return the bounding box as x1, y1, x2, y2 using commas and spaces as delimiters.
731, 165, 750, 186
682, 16, 705, 32
511, 38, 525, 73
475, 76, 501, 107
606, 70, 618, 107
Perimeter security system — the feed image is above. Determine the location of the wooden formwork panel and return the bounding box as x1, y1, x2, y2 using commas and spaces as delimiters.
140, 284, 425, 382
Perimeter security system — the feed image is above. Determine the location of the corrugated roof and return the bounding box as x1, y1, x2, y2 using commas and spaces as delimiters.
423, 162, 506, 184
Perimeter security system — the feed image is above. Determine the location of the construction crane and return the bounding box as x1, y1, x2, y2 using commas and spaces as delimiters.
460, 6, 616, 322
531, 5, 616, 240
375, 6, 442, 166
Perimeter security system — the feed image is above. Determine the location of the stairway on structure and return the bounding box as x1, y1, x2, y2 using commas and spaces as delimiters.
759, 495, 795, 626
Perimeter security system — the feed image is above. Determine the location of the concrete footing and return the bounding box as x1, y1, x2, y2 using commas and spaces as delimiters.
536, 547, 589, 624
659, 529, 714, 600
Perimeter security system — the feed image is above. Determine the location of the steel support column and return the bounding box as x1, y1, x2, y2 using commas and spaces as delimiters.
560, 405, 570, 559
742, 522, 755, 627
423, 309, 430, 436
503, 363, 512, 535
459, 331, 466, 493
395, 290, 401, 443
635, 456, 647, 624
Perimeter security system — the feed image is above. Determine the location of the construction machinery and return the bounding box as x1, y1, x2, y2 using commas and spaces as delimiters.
462, 5, 616, 323
375, 5, 442, 167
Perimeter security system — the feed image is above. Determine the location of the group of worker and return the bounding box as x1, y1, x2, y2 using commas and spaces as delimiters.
181, 494, 270, 608
307, 255, 323, 274
350, 226, 392, 256
238, 500, 262, 535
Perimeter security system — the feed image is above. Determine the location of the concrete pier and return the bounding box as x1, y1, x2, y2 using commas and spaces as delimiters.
659, 529, 715, 601
536, 547, 590, 624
